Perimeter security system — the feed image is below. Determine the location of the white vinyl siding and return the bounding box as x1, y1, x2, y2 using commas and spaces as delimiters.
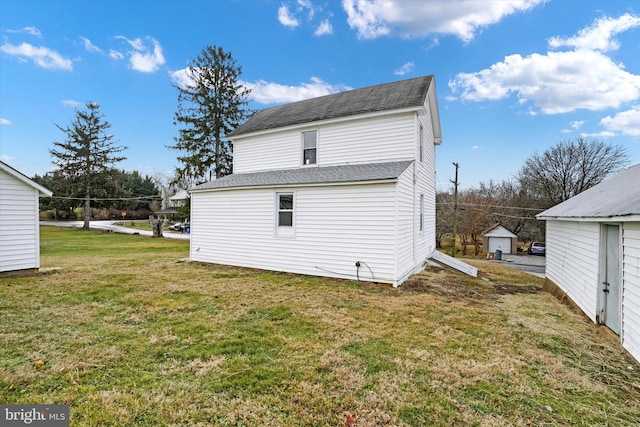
622, 223, 640, 362
233, 131, 300, 174
0, 170, 41, 273
191, 182, 399, 284
396, 165, 417, 282
232, 112, 416, 174
545, 220, 601, 322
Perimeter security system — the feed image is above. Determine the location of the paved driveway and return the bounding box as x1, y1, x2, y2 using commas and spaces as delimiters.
495, 253, 545, 278
41, 220, 190, 241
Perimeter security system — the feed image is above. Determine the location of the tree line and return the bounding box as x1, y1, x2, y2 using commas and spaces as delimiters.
438, 138, 630, 255
36, 45, 250, 229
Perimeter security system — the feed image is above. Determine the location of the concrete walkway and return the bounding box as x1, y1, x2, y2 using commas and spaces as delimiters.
41, 220, 190, 241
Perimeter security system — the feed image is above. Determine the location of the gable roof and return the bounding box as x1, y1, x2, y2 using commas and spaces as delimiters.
0, 161, 53, 197
190, 160, 413, 192
537, 163, 640, 219
482, 224, 518, 238
228, 75, 435, 138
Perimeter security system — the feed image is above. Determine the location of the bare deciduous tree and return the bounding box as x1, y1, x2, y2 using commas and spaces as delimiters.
517, 137, 629, 206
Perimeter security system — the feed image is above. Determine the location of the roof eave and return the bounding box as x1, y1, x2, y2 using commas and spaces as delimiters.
0, 161, 53, 197
427, 79, 443, 145
189, 177, 399, 193
537, 213, 640, 222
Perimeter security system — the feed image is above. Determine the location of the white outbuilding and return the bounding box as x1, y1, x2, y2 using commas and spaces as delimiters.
482, 224, 518, 255
537, 164, 640, 362
0, 161, 53, 276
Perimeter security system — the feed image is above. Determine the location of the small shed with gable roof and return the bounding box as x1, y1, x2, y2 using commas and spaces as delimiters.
483, 224, 518, 254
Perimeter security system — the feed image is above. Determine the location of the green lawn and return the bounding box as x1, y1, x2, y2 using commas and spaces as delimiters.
1, 226, 638, 426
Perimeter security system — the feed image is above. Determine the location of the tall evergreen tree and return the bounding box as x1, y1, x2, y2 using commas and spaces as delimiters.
170, 45, 251, 183
50, 102, 127, 229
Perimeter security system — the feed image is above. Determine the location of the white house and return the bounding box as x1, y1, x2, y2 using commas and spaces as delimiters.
189, 75, 442, 286
537, 164, 640, 362
0, 161, 53, 276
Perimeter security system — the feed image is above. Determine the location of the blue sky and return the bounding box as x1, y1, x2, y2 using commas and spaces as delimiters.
1, 0, 639, 191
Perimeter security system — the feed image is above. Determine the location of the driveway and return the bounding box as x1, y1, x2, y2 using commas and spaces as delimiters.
495, 253, 545, 278
41, 220, 190, 241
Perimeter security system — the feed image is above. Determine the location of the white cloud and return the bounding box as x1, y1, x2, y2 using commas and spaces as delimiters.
342, 0, 544, 41
109, 49, 124, 60
548, 13, 640, 52
7, 26, 42, 37
61, 99, 83, 108
243, 77, 351, 104
579, 130, 616, 138
169, 71, 350, 104
0, 42, 73, 71
570, 120, 585, 129
560, 128, 571, 134
278, 5, 300, 27
114, 36, 165, 73
600, 105, 640, 136
471, 145, 479, 150
314, 19, 334, 36
449, 14, 640, 114
80, 36, 102, 53
169, 68, 192, 89
394, 61, 414, 76
0, 154, 16, 163
0, 118, 13, 125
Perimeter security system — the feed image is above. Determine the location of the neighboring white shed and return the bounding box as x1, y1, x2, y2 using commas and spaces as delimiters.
0, 161, 53, 276
537, 164, 640, 363
482, 224, 518, 254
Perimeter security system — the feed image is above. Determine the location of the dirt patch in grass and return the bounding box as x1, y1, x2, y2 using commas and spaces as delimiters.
402, 263, 541, 300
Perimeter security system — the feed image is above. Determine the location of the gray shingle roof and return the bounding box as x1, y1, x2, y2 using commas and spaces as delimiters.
228, 75, 433, 137
190, 161, 413, 192
537, 163, 640, 219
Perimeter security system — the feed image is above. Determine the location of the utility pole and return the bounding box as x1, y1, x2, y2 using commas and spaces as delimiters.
450, 162, 459, 257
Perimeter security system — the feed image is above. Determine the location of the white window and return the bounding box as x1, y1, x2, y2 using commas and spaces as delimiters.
420, 194, 424, 231
302, 131, 317, 165
276, 192, 295, 236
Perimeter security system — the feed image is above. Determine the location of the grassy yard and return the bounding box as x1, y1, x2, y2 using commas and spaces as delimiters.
1, 227, 639, 426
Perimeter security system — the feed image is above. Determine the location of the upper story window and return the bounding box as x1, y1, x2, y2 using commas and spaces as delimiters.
302, 131, 317, 165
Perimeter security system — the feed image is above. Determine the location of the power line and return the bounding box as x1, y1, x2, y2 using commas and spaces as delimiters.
48, 195, 162, 201
436, 202, 545, 212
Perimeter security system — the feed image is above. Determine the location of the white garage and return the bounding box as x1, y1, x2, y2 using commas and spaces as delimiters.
483, 224, 518, 254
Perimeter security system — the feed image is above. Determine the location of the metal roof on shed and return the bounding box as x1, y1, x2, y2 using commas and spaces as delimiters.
537, 163, 640, 219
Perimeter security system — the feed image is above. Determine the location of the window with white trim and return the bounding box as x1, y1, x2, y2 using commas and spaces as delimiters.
276, 193, 294, 236
302, 131, 317, 165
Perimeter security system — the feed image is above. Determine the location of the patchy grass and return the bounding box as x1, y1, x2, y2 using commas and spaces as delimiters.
1, 226, 638, 426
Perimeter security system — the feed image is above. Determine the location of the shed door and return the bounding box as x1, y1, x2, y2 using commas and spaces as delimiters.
488, 238, 511, 254
603, 224, 621, 334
